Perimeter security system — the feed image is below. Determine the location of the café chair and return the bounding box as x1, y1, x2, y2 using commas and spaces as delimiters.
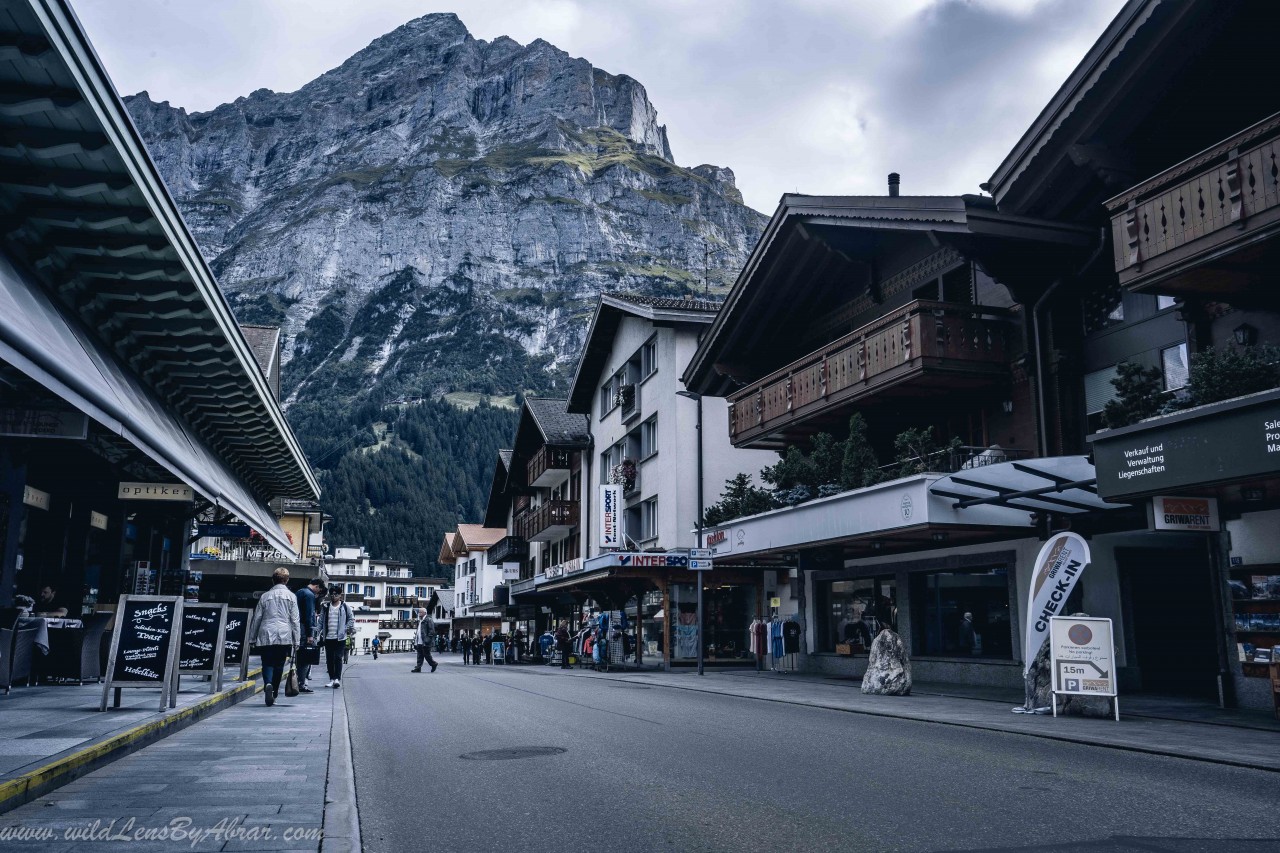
45, 613, 111, 684
2, 625, 37, 693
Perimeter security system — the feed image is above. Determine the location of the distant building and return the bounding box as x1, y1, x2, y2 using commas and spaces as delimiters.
325, 546, 445, 654
439, 525, 507, 637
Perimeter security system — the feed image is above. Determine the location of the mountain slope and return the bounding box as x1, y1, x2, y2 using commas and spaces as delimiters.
126, 13, 766, 405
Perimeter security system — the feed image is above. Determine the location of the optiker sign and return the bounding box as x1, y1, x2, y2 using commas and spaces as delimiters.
118, 482, 195, 502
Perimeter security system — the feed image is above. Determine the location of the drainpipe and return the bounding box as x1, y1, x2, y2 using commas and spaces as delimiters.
1032, 228, 1108, 458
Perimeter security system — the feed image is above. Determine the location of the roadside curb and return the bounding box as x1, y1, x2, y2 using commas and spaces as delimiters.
320, 668, 361, 853
528, 666, 1280, 774
0, 669, 263, 815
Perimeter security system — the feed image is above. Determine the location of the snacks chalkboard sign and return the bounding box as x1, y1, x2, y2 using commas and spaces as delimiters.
178, 603, 227, 693
101, 595, 183, 712
223, 607, 252, 682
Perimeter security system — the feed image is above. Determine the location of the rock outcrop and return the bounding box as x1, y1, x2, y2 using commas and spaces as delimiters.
125, 13, 766, 406
861, 629, 912, 696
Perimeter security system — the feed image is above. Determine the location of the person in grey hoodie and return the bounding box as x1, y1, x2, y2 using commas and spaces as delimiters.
248, 567, 301, 706
411, 606, 437, 673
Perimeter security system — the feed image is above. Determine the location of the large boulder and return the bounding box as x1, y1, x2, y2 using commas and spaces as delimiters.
861, 629, 912, 696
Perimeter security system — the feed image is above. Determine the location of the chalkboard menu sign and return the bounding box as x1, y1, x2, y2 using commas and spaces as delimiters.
223, 607, 252, 681
178, 603, 227, 693
101, 595, 183, 712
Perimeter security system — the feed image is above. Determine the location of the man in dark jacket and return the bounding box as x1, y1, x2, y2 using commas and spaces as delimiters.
294, 578, 325, 693
411, 607, 437, 673
555, 622, 571, 669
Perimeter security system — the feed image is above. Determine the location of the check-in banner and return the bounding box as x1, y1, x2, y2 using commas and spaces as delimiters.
1023, 532, 1090, 674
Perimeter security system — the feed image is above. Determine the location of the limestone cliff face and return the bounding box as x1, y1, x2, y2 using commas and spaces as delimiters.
126, 13, 765, 405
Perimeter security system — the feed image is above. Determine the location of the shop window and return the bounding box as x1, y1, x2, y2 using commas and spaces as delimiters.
668, 581, 755, 663
816, 576, 897, 653
1162, 343, 1189, 391
910, 567, 1013, 659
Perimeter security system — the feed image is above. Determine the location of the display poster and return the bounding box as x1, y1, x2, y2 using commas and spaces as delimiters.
1050, 616, 1119, 721
222, 607, 252, 682
1023, 532, 1090, 675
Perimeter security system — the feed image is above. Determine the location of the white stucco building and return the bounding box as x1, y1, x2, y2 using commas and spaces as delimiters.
325, 546, 446, 653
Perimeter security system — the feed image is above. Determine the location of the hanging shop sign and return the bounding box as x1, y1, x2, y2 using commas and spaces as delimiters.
22, 485, 50, 510
1049, 616, 1118, 721
600, 485, 622, 547
1091, 389, 1280, 500
89, 510, 109, 531
1150, 496, 1219, 532
502, 563, 521, 581
197, 523, 252, 539
1023, 532, 1090, 675
0, 408, 88, 439
118, 482, 195, 502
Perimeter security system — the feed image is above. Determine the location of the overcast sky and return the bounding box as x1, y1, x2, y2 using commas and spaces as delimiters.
73, 0, 1123, 214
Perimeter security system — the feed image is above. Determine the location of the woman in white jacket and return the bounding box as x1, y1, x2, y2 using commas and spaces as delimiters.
248, 566, 300, 706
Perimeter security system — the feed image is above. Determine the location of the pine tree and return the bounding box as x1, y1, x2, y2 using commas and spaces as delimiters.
1101, 361, 1164, 428
840, 413, 881, 489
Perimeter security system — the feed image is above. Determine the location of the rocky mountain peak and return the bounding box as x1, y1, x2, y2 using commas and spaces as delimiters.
126, 14, 765, 409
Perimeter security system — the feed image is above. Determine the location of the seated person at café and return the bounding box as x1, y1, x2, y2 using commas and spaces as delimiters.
36, 584, 69, 617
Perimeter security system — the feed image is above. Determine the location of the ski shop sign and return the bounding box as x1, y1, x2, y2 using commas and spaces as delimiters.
589, 551, 689, 569
600, 485, 622, 548
1023, 532, 1090, 675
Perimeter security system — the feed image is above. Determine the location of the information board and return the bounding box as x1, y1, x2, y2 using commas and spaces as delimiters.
101, 595, 183, 712
1049, 616, 1119, 721
222, 607, 252, 682
177, 603, 228, 693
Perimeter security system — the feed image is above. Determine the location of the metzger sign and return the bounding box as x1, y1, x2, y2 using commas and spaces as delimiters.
1091, 390, 1280, 500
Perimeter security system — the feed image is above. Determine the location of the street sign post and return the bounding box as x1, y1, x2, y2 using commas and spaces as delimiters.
689, 558, 713, 570
690, 548, 712, 559
1049, 616, 1119, 721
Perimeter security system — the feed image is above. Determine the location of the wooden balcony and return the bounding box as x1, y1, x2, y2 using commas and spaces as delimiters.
727, 300, 1014, 449
528, 445, 572, 488
1107, 112, 1280, 297
516, 499, 579, 543
486, 535, 528, 566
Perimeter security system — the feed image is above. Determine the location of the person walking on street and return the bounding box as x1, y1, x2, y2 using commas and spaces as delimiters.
294, 578, 324, 693
248, 566, 300, 707
460, 631, 472, 665
318, 586, 356, 687
471, 632, 483, 665
371, 636, 381, 660
411, 607, 438, 673
555, 621, 571, 669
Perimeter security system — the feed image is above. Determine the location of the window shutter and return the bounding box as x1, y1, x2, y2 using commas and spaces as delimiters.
1083, 366, 1120, 414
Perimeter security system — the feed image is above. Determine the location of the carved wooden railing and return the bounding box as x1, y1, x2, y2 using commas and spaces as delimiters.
1107, 112, 1280, 280
516, 499, 579, 540
727, 300, 1012, 442
527, 446, 572, 486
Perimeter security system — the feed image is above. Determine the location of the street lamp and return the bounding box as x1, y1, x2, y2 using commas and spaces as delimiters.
676, 389, 705, 676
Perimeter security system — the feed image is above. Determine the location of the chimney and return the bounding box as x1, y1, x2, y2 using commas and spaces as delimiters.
888, 173, 900, 197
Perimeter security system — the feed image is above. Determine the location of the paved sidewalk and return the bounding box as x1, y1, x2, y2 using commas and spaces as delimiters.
0, 671, 351, 852
487, 658, 1280, 772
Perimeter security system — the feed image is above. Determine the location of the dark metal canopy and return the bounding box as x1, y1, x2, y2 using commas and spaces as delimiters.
930, 456, 1126, 515
0, 0, 317, 502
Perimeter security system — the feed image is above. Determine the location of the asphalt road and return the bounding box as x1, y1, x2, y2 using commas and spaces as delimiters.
344, 654, 1279, 853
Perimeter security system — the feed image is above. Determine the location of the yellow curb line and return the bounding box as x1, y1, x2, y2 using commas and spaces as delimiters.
0, 667, 265, 811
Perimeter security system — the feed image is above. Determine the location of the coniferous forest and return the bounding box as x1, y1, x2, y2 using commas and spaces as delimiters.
286, 397, 519, 578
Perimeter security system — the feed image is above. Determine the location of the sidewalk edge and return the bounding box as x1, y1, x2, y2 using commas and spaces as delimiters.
573, 669, 1280, 774
320, 679, 361, 853
0, 670, 262, 815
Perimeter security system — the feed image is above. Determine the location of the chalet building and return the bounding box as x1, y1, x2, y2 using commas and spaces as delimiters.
439, 524, 508, 638
0, 1, 317, 616
986, 0, 1280, 711
324, 546, 445, 653
683, 0, 1280, 712
482, 398, 590, 639
510, 293, 774, 668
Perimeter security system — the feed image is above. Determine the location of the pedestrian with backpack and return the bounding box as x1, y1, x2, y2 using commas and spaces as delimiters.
318, 586, 355, 687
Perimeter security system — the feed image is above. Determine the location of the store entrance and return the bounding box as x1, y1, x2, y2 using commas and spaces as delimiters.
1118, 546, 1219, 698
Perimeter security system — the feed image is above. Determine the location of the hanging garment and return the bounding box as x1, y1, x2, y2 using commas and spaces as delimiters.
783, 620, 802, 655
770, 620, 784, 658
750, 620, 768, 656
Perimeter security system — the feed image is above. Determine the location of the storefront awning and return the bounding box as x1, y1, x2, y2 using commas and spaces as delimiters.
0, 252, 295, 557
929, 456, 1125, 515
